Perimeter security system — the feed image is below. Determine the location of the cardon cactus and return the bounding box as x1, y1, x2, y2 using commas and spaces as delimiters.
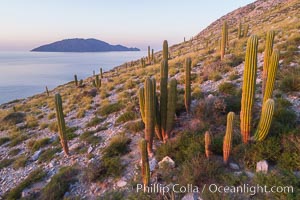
244, 24, 249, 38
160, 59, 168, 141
151, 49, 154, 63
165, 79, 177, 139
148, 46, 151, 63
262, 30, 275, 95
152, 78, 163, 141
144, 77, 155, 155
138, 87, 145, 123
238, 22, 242, 39
254, 99, 275, 141
74, 75, 78, 86
205, 131, 212, 159
139, 139, 150, 187
46, 86, 49, 97
185, 58, 192, 113
163, 40, 168, 60
54, 93, 69, 156
263, 50, 279, 103
95, 74, 101, 89
100, 68, 103, 78
240, 35, 258, 144
223, 112, 234, 164
221, 21, 228, 60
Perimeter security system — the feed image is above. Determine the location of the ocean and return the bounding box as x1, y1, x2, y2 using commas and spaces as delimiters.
0, 51, 146, 105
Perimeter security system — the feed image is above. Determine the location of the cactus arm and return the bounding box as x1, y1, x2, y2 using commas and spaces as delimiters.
165, 79, 177, 139
185, 58, 192, 113
223, 112, 234, 164
205, 131, 212, 159
139, 139, 150, 187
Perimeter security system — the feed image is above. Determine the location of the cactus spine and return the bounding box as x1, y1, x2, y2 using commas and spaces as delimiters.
223, 112, 234, 164
240, 35, 258, 144
74, 75, 78, 86
139, 139, 150, 187
254, 99, 275, 141
54, 94, 69, 156
205, 131, 212, 159
221, 21, 228, 60
263, 50, 279, 103
144, 77, 155, 155
165, 79, 177, 138
185, 58, 192, 113
262, 30, 275, 95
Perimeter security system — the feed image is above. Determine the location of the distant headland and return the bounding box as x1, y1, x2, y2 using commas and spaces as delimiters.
31, 38, 140, 52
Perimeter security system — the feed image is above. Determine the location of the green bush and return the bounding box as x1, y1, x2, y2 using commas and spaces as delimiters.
79, 131, 102, 145
116, 111, 136, 124
85, 117, 104, 127
5, 168, 46, 200
218, 82, 237, 95
41, 166, 78, 200
103, 134, 131, 158
27, 137, 51, 152
0, 137, 10, 146
38, 148, 60, 163
13, 155, 28, 169
98, 102, 124, 116
125, 120, 144, 133
0, 158, 15, 169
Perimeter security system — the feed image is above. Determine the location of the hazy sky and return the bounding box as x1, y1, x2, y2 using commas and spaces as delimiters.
0, 0, 255, 51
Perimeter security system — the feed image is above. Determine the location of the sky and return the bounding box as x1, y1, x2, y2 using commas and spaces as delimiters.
0, 0, 255, 51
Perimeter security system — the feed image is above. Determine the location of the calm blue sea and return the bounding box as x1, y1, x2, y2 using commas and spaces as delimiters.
0, 51, 146, 104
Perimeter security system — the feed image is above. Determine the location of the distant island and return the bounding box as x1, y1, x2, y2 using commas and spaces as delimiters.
31, 38, 140, 52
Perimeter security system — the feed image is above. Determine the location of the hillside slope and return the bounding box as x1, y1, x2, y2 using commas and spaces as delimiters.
0, 0, 299, 199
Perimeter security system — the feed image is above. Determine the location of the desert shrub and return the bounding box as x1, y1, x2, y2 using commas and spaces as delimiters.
5, 168, 46, 200
27, 137, 51, 152
228, 71, 239, 80
125, 120, 144, 133
41, 166, 78, 200
12, 155, 28, 169
156, 131, 204, 165
98, 102, 124, 116
47, 112, 56, 120
25, 115, 39, 128
233, 137, 281, 169
116, 111, 136, 124
85, 117, 104, 127
9, 134, 28, 147
191, 87, 203, 100
0, 137, 10, 146
8, 148, 21, 156
38, 148, 60, 163
103, 134, 131, 158
225, 54, 244, 67
0, 158, 15, 169
79, 131, 102, 145
253, 171, 300, 199
218, 82, 237, 95
2, 112, 26, 125
278, 67, 300, 92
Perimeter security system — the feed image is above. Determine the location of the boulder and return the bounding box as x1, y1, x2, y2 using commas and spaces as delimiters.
158, 156, 175, 169
256, 160, 268, 173
229, 162, 240, 170
31, 150, 42, 161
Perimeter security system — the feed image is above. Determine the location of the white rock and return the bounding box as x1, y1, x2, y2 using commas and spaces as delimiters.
21, 188, 32, 198
158, 156, 175, 169
207, 94, 214, 99
31, 150, 42, 161
116, 179, 127, 187
256, 160, 268, 173
229, 162, 240, 170
87, 146, 93, 154
181, 192, 202, 200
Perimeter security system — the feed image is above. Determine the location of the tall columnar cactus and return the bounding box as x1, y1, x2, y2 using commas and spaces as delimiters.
46, 86, 49, 97
205, 131, 212, 159
238, 22, 242, 39
165, 79, 177, 138
240, 35, 258, 144
223, 112, 234, 164
54, 93, 69, 156
163, 40, 168, 60
138, 87, 145, 122
139, 139, 150, 187
151, 49, 154, 63
100, 68, 103, 78
94, 75, 101, 89
262, 30, 275, 95
148, 46, 151, 63
221, 21, 228, 60
244, 24, 249, 38
152, 78, 163, 141
263, 50, 279, 103
74, 75, 78, 86
144, 77, 155, 155
254, 99, 275, 141
160, 59, 168, 141
185, 58, 192, 113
